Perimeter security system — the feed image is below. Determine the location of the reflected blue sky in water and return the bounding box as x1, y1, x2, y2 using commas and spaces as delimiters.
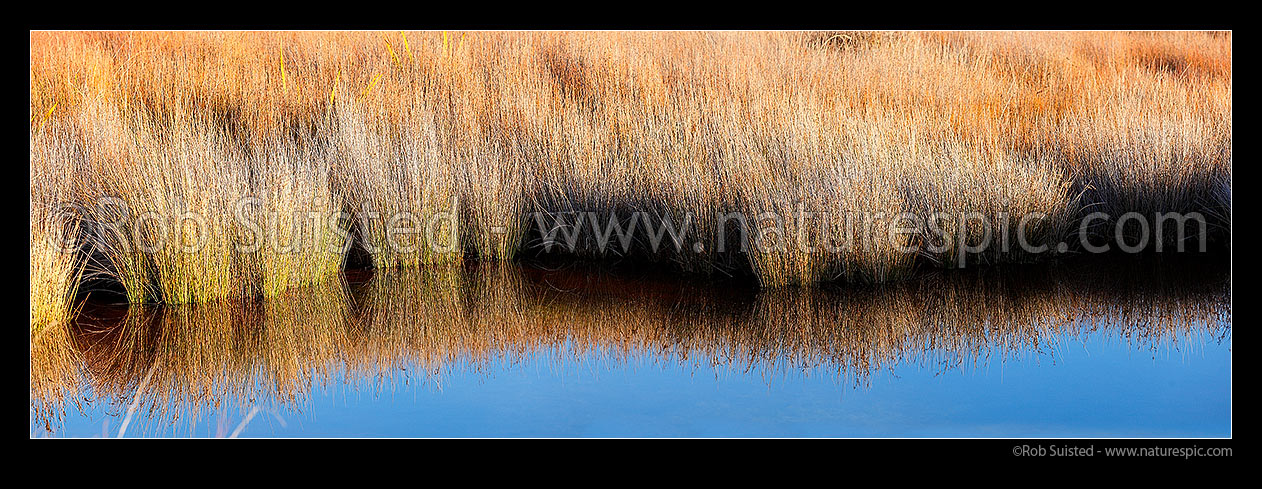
43, 330, 1231, 438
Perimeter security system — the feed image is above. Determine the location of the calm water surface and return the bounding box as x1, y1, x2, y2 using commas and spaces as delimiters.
30, 258, 1231, 437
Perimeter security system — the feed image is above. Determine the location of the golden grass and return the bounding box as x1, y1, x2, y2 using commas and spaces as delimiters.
29, 31, 1231, 313
30, 123, 82, 331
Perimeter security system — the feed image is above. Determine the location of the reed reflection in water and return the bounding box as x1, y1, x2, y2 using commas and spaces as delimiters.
31, 258, 1230, 435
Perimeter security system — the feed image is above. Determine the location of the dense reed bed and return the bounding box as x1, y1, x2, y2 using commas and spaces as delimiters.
33, 258, 1229, 433
29, 31, 1231, 320
30, 126, 83, 331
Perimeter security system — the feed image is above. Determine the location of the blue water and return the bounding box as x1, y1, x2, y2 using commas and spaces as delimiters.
39, 330, 1231, 438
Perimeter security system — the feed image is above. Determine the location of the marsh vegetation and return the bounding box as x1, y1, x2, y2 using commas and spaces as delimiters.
30, 31, 1231, 333
30, 32, 1232, 436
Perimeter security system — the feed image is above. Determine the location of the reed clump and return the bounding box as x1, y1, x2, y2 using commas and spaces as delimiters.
30, 122, 83, 332
30, 31, 1231, 314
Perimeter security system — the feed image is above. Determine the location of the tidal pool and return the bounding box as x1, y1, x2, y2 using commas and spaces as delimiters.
30, 257, 1231, 437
